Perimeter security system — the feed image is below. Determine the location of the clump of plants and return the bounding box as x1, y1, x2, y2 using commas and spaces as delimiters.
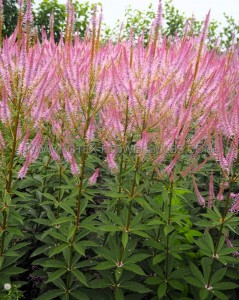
0, 0, 238, 299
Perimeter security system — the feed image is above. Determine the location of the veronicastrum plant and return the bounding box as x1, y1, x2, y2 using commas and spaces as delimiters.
0, 0, 238, 299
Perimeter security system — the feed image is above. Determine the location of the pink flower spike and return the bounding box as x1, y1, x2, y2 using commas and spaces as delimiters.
18, 129, 30, 157
89, 168, 100, 185
86, 117, 95, 142
70, 156, 79, 175
61, 145, 72, 162
0, 88, 11, 124
107, 152, 117, 170
136, 130, 148, 160
48, 139, 60, 161
192, 176, 206, 207
23, 0, 33, 25
230, 193, 239, 213
165, 152, 180, 175
104, 142, 118, 171
18, 0, 24, 11
18, 155, 31, 179
216, 181, 227, 201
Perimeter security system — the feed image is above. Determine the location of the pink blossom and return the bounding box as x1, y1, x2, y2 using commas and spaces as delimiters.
230, 193, 239, 213
18, 129, 30, 157
192, 176, 206, 207
89, 168, 100, 185
165, 152, 181, 175
135, 130, 148, 160
104, 142, 118, 171
23, 0, 33, 25
86, 117, 95, 142
18, 155, 31, 179
70, 156, 79, 175
0, 88, 11, 124
48, 139, 60, 161
61, 145, 72, 162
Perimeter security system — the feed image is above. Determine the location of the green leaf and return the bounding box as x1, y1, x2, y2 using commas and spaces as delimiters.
190, 263, 205, 284
184, 277, 203, 288
131, 230, 150, 238
185, 230, 202, 243
122, 232, 128, 249
203, 232, 214, 253
3, 192, 11, 205
70, 291, 90, 300
213, 282, 239, 290
153, 253, 165, 265
37, 259, 66, 268
168, 279, 185, 291
147, 219, 164, 226
10, 211, 24, 224
3, 267, 25, 275
121, 281, 151, 293
88, 279, 110, 289
46, 269, 67, 283
49, 243, 69, 257
135, 173, 140, 185
102, 191, 126, 198
7, 227, 23, 236
48, 231, 67, 242
158, 282, 167, 299
199, 289, 209, 300
73, 243, 85, 256
145, 276, 163, 285
164, 225, 174, 236
42, 193, 57, 201
79, 240, 98, 247
67, 225, 76, 240
59, 202, 75, 216
123, 264, 146, 276
125, 253, 151, 264
33, 218, 51, 226
4, 250, 19, 257
36, 290, 64, 300
201, 257, 211, 282
210, 268, 227, 284
212, 290, 228, 300
119, 166, 135, 177
216, 236, 226, 254
9, 242, 30, 251
99, 225, 120, 232
134, 197, 153, 211
52, 217, 73, 225
92, 261, 115, 270
72, 269, 88, 286
114, 289, 124, 300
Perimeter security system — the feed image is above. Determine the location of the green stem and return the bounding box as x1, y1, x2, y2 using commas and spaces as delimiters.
118, 156, 140, 265
66, 64, 94, 292
0, 100, 21, 257
35, 155, 52, 234
66, 148, 87, 291
57, 162, 63, 219
206, 149, 239, 287
206, 179, 236, 287
164, 181, 173, 282
116, 101, 130, 215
